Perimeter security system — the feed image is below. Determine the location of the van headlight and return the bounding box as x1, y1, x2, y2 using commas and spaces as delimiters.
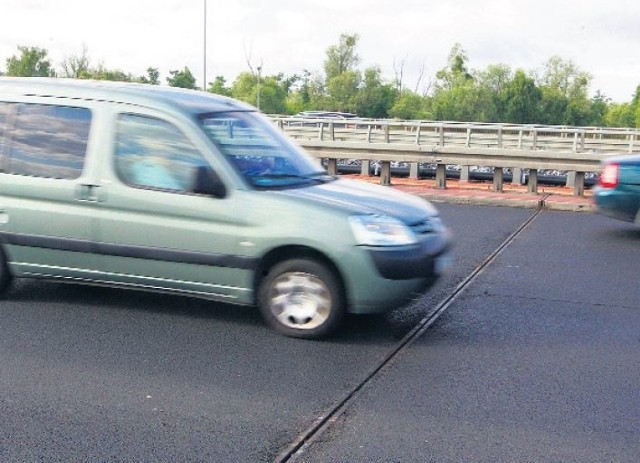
348, 215, 417, 246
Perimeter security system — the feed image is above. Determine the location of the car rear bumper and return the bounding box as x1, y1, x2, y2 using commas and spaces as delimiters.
594, 187, 640, 223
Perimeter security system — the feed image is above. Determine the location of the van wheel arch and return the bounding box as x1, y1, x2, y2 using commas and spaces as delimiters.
255, 246, 346, 299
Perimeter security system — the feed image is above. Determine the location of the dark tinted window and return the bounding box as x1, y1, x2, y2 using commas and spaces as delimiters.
8, 104, 91, 179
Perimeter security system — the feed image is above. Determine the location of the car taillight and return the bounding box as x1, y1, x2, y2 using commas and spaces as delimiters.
599, 163, 619, 188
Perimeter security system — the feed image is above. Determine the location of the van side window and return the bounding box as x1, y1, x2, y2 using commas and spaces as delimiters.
115, 114, 209, 193
8, 104, 90, 179
0, 102, 10, 158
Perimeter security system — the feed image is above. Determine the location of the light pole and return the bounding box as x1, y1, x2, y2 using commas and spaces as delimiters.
203, 0, 207, 91
256, 65, 262, 110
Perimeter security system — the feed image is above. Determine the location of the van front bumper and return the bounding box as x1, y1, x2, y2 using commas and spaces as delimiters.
344, 229, 452, 315
366, 230, 452, 279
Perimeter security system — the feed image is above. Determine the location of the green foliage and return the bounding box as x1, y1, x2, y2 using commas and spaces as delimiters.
60, 46, 91, 78
324, 34, 360, 80
230, 72, 289, 114
208, 75, 231, 96
326, 71, 361, 113
139, 67, 160, 85
389, 91, 430, 120
85, 65, 134, 82
6, 46, 54, 77
435, 44, 472, 91
167, 67, 197, 89
500, 70, 542, 124
354, 67, 398, 118
1, 40, 638, 127
605, 102, 636, 127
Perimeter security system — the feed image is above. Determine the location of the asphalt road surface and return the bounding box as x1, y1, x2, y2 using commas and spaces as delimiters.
1, 204, 638, 462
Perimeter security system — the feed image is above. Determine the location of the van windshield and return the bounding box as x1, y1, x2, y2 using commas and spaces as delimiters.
198, 111, 333, 189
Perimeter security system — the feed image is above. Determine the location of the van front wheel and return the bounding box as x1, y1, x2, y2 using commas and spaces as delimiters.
258, 259, 344, 339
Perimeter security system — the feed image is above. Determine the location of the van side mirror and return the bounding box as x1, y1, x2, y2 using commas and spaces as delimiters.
193, 165, 227, 198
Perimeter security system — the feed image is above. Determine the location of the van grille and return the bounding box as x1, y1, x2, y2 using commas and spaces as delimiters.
409, 217, 441, 235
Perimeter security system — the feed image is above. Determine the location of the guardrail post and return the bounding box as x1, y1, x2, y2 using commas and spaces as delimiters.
528, 169, 538, 194
409, 162, 420, 179
384, 124, 390, 143
328, 122, 335, 141
436, 164, 447, 189
319, 122, 325, 141
380, 161, 391, 186
361, 160, 371, 176
327, 158, 338, 175
512, 168, 523, 185
493, 167, 504, 192
518, 130, 523, 148
574, 172, 585, 196
566, 171, 576, 188
459, 166, 470, 182
439, 124, 445, 146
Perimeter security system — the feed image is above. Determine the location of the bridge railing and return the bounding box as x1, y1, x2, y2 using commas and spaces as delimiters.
270, 117, 640, 195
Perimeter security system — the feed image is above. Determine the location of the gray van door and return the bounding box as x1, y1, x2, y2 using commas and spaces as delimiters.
0, 102, 99, 279
96, 112, 252, 303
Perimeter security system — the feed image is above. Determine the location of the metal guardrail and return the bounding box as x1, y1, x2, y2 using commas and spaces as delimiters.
270, 116, 640, 195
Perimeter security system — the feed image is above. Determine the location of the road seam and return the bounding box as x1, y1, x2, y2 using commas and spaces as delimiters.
274, 208, 544, 463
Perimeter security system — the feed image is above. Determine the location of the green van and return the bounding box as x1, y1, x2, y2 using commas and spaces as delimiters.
0, 78, 451, 338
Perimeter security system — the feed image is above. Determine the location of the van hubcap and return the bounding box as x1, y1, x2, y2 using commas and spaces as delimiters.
269, 272, 331, 330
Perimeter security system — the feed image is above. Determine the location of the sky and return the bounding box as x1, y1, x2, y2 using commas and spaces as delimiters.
2, 0, 639, 102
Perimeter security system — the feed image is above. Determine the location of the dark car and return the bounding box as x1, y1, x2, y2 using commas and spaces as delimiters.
594, 154, 640, 223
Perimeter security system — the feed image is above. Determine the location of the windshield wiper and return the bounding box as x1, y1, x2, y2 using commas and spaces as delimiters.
249, 172, 336, 189
254, 172, 334, 182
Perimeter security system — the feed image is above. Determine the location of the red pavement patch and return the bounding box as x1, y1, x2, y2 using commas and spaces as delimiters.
341, 174, 595, 212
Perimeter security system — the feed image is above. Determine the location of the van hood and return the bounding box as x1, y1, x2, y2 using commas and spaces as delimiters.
276, 178, 439, 223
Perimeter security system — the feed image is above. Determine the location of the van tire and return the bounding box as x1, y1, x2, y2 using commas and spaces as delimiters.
258, 259, 345, 339
0, 247, 12, 295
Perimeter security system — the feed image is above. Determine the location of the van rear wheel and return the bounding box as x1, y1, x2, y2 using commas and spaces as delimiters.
258, 259, 344, 339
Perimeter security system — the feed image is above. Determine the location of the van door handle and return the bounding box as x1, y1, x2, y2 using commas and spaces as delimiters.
77, 184, 105, 202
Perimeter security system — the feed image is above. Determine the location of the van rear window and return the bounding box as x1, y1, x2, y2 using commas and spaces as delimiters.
2, 103, 91, 179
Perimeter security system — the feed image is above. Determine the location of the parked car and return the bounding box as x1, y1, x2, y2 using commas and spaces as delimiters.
0, 77, 451, 339
594, 154, 640, 224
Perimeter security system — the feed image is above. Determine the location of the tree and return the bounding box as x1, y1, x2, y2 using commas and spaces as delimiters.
139, 67, 160, 85
435, 44, 473, 92
354, 67, 398, 118
389, 91, 430, 120
84, 64, 133, 82
208, 75, 231, 96
6, 46, 54, 77
61, 45, 91, 78
167, 67, 197, 89
324, 34, 360, 80
501, 70, 542, 124
320, 34, 366, 113
230, 72, 289, 114
326, 71, 360, 113
605, 102, 636, 128
431, 44, 483, 121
